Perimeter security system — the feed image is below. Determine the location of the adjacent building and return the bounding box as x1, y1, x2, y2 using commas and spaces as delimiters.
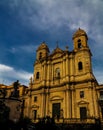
0, 82, 28, 121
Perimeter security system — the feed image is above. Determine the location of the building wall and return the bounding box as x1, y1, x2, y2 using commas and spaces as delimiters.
0, 83, 28, 121
25, 28, 101, 122
1, 28, 103, 123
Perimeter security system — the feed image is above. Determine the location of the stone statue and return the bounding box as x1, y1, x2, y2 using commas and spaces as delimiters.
10, 80, 19, 98
13, 80, 19, 90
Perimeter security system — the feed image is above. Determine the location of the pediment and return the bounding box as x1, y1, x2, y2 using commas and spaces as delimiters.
52, 53, 62, 59
51, 47, 63, 59
53, 47, 63, 53
31, 104, 39, 108
77, 100, 89, 105
50, 96, 63, 101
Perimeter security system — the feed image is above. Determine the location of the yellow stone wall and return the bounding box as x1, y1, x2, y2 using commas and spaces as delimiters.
0, 83, 28, 121
1, 29, 103, 123
24, 28, 102, 122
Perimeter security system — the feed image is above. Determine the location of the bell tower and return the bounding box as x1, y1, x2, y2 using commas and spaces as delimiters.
72, 28, 92, 76
33, 42, 50, 87
36, 42, 50, 60
72, 28, 89, 52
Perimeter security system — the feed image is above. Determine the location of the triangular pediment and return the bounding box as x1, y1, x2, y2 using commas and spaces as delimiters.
53, 47, 63, 53
77, 100, 89, 105
53, 47, 63, 54
31, 104, 39, 108
51, 47, 64, 59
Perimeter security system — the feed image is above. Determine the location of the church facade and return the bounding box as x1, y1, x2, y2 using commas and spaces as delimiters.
23, 28, 103, 123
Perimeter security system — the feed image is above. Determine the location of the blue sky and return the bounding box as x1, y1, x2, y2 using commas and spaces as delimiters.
0, 0, 103, 86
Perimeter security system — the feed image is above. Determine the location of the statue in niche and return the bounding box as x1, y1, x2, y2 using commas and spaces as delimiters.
10, 80, 20, 98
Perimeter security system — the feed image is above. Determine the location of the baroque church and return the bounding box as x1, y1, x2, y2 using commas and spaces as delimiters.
0, 28, 103, 124
23, 28, 103, 123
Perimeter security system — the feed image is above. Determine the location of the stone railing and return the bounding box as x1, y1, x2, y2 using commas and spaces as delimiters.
55, 118, 96, 124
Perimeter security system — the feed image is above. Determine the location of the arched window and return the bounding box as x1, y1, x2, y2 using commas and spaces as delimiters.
78, 39, 82, 48
36, 72, 40, 79
39, 52, 42, 59
78, 62, 83, 70
55, 68, 60, 79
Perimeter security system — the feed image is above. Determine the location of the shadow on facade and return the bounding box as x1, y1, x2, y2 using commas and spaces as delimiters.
32, 116, 102, 130
0, 115, 102, 130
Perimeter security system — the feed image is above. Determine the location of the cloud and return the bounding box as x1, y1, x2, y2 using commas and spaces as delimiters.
0, 64, 13, 71
0, 64, 32, 85
6, 44, 38, 56
0, 0, 103, 84
93, 69, 103, 84
5, 0, 103, 43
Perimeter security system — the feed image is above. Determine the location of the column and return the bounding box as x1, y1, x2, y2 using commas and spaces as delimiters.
72, 88, 76, 118
41, 91, 46, 117
66, 87, 69, 118
63, 59, 65, 79
52, 63, 54, 84
63, 90, 66, 118
46, 89, 50, 116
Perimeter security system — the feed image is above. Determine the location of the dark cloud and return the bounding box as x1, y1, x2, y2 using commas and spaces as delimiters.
0, 0, 103, 84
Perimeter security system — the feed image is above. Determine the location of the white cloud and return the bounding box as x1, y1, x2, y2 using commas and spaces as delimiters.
6, 0, 103, 42
93, 70, 103, 85
18, 44, 38, 53
8, 44, 38, 54
0, 64, 13, 71
1, 0, 103, 84
0, 64, 32, 85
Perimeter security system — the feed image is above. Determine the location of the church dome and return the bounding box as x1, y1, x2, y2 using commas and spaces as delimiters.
72, 28, 88, 39
37, 42, 49, 52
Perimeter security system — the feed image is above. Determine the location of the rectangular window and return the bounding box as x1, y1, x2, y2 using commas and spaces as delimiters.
80, 91, 84, 98
52, 103, 61, 119
33, 110, 37, 120
100, 91, 103, 96
34, 96, 37, 102
100, 91, 103, 100
80, 107, 87, 120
